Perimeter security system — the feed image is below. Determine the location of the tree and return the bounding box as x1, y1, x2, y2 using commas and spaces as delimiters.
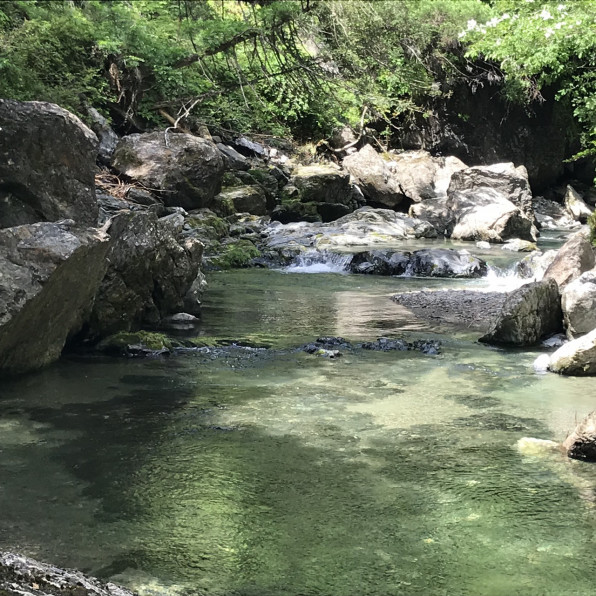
462, 0, 596, 158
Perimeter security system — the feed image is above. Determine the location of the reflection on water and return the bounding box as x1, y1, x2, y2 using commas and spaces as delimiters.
1, 269, 596, 596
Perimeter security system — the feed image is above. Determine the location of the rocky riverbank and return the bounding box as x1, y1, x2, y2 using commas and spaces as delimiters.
0, 552, 136, 596
1, 98, 596, 378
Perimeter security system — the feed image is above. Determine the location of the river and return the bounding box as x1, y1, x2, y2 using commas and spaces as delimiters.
1, 235, 595, 596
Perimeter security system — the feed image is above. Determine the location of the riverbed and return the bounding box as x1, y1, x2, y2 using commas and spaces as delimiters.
1, 236, 595, 596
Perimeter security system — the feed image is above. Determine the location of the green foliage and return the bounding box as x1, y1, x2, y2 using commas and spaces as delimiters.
0, 1, 105, 113
463, 0, 596, 157
313, 0, 492, 129
1, 0, 596, 154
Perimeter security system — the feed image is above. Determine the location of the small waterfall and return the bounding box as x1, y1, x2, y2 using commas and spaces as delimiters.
284, 250, 353, 274
481, 263, 528, 292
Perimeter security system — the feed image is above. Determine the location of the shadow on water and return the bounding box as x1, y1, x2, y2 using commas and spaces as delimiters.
2, 269, 596, 595
1, 343, 596, 596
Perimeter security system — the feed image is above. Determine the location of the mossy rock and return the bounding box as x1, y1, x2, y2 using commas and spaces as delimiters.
183, 335, 274, 349
208, 239, 262, 269
97, 331, 178, 356
186, 213, 229, 238
222, 172, 243, 187
247, 168, 279, 197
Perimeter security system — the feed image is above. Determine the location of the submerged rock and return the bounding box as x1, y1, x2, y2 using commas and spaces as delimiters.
479, 279, 562, 346
562, 410, 596, 460
0, 221, 110, 375
302, 336, 441, 356
0, 552, 137, 596
0, 100, 98, 228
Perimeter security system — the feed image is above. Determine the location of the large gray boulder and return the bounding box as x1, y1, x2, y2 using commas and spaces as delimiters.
387, 151, 468, 204
212, 185, 267, 216
290, 164, 351, 204
88, 211, 204, 338
448, 163, 534, 221
548, 328, 596, 376
479, 279, 562, 346
561, 411, 596, 460
342, 145, 407, 208
564, 184, 593, 223
543, 230, 595, 289
0, 221, 110, 375
408, 197, 451, 236
447, 187, 535, 243
0, 100, 99, 228
111, 131, 224, 210
386, 150, 438, 203
561, 270, 596, 338
342, 148, 467, 209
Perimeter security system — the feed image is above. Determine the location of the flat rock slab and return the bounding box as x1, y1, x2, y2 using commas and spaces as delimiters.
391, 290, 508, 332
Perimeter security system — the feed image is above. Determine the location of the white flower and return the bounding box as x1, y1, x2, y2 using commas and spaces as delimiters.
557, 4, 566, 11
545, 27, 554, 38
458, 31, 466, 39
487, 17, 499, 27
554, 22, 563, 29
540, 9, 553, 20
467, 19, 477, 30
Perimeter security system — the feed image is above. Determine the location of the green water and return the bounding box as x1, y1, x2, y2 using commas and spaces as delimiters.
1, 268, 596, 596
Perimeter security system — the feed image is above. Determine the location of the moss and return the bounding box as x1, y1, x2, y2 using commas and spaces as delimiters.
212, 194, 236, 217
183, 335, 273, 349
209, 239, 262, 269
113, 145, 144, 168
222, 172, 242, 187
97, 331, 176, 354
186, 214, 229, 238
247, 168, 270, 183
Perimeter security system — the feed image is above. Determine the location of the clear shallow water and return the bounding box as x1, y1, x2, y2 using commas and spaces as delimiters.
1, 264, 596, 596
